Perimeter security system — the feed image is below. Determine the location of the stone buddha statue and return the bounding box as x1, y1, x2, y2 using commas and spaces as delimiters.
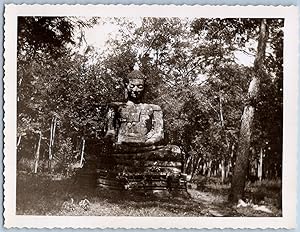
105, 70, 165, 151
97, 70, 187, 195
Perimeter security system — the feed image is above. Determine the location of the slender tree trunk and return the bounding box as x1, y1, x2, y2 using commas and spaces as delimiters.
17, 135, 22, 147
79, 137, 86, 167
192, 157, 202, 178
258, 148, 263, 181
34, 131, 42, 173
52, 116, 57, 144
221, 159, 226, 184
202, 162, 207, 175
183, 155, 192, 174
219, 93, 228, 183
219, 93, 224, 127
229, 19, 269, 203
48, 117, 54, 169
225, 160, 230, 178
48, 116, 57, 172
189, 155, 195, 175
207, 160, 212, 177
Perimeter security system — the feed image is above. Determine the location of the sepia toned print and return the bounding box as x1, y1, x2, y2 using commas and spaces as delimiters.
4, 4, 298, 229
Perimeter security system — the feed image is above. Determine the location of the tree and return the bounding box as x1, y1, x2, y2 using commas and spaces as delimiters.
229, 19, 269, 203
17, 17, 99, 172
103, 18, 268, 181
16, 16, 283, 184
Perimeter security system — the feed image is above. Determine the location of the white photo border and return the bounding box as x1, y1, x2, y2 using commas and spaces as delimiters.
3, 4, 298, 229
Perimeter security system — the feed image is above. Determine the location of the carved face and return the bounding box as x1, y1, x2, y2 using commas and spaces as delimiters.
126, 79, 145, 102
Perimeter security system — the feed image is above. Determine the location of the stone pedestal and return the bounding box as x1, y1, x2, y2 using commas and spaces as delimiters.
95, 145, 188, 196
76, 69, 189, 197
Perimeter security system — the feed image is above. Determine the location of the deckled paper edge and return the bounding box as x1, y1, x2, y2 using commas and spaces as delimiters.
3, 4, 298, 229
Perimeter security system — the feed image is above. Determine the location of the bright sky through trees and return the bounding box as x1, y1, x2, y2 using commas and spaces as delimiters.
80, 18, 256, 67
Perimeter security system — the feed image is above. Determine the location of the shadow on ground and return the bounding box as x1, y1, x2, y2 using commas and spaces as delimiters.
16, 172, 281, 217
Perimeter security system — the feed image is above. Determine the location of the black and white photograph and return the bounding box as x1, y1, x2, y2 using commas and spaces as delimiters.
3, 4, 298, 229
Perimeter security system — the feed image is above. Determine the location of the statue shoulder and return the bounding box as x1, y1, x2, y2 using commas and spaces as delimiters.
108, 102, 125, 107
148, 104, 162, 111
108, 102, 126, 110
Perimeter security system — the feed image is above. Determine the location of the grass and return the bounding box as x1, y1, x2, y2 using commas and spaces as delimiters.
16, 172, 282, 217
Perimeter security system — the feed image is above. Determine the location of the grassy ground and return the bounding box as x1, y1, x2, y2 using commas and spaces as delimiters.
16, 172, 282, 217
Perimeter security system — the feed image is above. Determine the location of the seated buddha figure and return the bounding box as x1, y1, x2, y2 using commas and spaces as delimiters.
105, 70, 167, 152
101, 70, 186, 194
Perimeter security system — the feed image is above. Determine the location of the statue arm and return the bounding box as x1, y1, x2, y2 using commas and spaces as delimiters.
145, 109, 164, 145
105, 108, 116, 140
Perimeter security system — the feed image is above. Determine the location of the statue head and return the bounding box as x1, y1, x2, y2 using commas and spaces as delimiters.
124, 70, 146, 103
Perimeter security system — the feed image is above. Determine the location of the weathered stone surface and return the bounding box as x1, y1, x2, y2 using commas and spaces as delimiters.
109, 149, 182, 162
116, 103, 164, 145
94, 70, 188, 195
96, 169, 188, 192
113, 144, 166, 153
145, 161, 182, 167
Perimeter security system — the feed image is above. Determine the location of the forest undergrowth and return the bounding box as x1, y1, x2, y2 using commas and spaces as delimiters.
16, 172, 282, 217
